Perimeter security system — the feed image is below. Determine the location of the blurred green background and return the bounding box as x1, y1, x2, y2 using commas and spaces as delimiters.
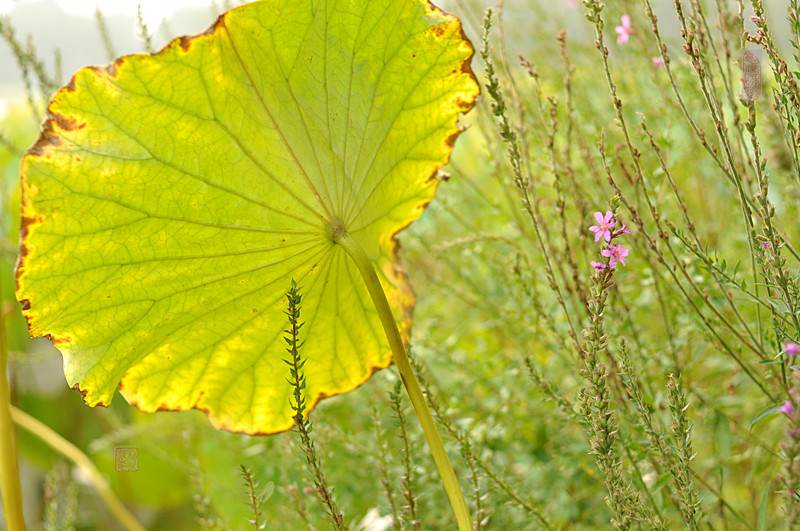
2, 0, 800, 529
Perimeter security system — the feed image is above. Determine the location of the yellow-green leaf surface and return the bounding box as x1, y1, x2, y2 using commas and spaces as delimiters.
16, 0, 478, 434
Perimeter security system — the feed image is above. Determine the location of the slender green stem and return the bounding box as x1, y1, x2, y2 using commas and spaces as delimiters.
333, 228, 473, 531
0, 287, 26, 530
10, 406, 146, 531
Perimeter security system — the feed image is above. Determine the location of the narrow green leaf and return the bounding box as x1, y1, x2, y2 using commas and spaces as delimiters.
650, 473, 672, 494
768, 298, 791, 314
750, 404, 782, 431
757, 484, 769, 531
715, 413, 732, 461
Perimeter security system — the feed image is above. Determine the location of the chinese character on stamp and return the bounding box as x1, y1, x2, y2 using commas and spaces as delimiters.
115, 447, 139, 472
742, 49, 762, 100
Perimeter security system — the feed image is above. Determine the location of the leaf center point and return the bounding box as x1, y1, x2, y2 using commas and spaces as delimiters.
328, 219, 348, 244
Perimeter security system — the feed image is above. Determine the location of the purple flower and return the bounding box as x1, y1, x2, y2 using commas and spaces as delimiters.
614, 221, 632, 237
616, 15, 633, 45
787, 343, 800, 358
589, 211, 615, 243
761, 241, 772, 249
652, 57, 664, 68
781, 400, 794, 416
602, 244, 630, 267
591, 260, 608, 274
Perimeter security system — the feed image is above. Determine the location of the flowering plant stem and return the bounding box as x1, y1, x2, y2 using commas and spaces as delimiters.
333, 229, 472, 531
0, 282, 26, 531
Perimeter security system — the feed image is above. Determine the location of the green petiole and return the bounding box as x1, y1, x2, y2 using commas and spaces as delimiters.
333, 228, 473, 531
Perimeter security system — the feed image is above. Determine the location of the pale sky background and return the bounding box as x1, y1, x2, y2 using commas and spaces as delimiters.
0, 0, 239, 121
0, 0, 226, 28
0, 0, 789, 124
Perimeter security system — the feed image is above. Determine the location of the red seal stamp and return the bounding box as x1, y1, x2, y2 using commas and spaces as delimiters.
742, 49, 762, 100
115, 447, 139, 472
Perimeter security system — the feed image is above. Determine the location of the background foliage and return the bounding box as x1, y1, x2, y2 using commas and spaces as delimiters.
2, 0, 800, 529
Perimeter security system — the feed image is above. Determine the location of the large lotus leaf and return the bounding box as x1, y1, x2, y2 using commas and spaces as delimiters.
15, 0, 477, 434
